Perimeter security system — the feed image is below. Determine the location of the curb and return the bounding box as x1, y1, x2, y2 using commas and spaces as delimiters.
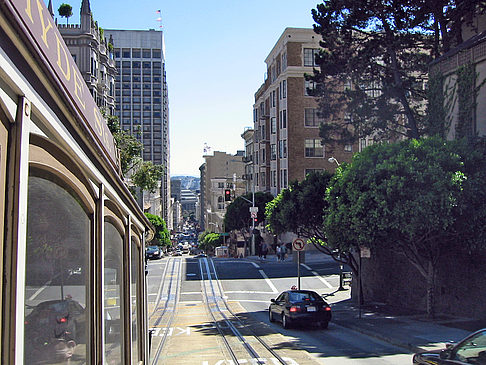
332, 319, 424, 353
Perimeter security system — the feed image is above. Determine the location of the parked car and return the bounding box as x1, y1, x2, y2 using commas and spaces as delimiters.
268, 289, 332, 329
172, 250, 182, 256
145, 246, 161, 260
413, 328, 486, 364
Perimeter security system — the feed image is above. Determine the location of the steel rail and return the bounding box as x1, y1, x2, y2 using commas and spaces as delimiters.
150, 258, 182, 365
209, 258, 290, 365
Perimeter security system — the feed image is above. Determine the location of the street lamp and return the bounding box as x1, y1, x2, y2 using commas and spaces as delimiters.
328, 156, 340, 166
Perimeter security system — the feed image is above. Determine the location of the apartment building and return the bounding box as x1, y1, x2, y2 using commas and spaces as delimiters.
54, 0, 116, 114
252, 28, 355, 195
105, 28, 171, 224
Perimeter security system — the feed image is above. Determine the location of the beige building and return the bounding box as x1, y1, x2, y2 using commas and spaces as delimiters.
54, 0, 116, 114
252, 28, 356, 195
241, 127, 255, 193
199, 151, 246, 232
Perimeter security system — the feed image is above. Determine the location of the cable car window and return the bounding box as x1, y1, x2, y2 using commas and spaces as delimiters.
24, 176, 89, 364
104, 222, 124, 364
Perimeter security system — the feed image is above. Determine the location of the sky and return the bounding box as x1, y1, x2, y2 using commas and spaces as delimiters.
48, 0, 322, 176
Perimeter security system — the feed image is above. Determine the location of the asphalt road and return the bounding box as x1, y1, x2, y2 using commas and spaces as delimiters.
146, 254, 414, 364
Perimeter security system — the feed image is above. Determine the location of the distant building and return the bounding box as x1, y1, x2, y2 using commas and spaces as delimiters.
252, 28, 356, 195
199, 151, 246, 232
171, 179, 182, 201
180, 189, 198, 214
54, 0, 116, 114
104, 28, 171, 224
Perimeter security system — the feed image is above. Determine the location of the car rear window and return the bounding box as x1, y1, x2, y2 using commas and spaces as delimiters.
289, 292, 322, 302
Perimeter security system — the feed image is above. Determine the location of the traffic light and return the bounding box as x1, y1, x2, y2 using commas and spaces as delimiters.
224, 189, 232, 201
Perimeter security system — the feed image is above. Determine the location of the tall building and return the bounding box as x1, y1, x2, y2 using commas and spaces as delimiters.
241, 127, 255, 193
54, 0, 116, 114
252, 28, 356, 196
105, 28, 171, 223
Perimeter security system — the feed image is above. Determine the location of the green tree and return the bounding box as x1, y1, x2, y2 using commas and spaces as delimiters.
198, 231, 222, 253
324, 137, 486, 316
106, 114, 163, 194
224, 192, 274, 240
58, 3, 73, 25
145, 213, 171, 246
265, 171, 358, 272
310, 0, 485, 145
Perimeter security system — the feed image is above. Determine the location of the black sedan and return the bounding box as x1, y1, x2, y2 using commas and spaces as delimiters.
268, 289, 332, 329
145, 246, 161, 260
413, 328, 486, 364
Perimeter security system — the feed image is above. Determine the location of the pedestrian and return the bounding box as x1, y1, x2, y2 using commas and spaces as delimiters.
276, 244, 281, 261
280, 243, 287, 261
261, 242, 268, 260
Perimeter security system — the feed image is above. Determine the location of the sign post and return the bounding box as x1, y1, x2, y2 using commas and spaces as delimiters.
292, 238, 305, 289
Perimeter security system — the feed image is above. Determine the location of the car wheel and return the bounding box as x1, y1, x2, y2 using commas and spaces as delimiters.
282, 313, 290, 329
269, 309, 275, 323
319, 321, 329, 329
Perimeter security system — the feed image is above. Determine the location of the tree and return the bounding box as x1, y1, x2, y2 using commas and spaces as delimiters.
106, 114, 163, 194
58, 3, 73, 25
310, 0, 485, 145
198, 231, 222, 253
324, 136, 486, 317
145, 213, 171, 246
224, 192, 274, 239
265, 171, 358, 274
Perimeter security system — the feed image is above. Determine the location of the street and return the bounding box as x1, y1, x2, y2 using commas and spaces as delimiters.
146, 253, 414, 364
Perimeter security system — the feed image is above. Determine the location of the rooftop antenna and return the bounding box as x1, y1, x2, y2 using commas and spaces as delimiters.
156, 9, 162, 29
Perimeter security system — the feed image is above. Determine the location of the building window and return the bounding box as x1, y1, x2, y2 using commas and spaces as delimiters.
261, 148, 266, 163
304, 48, 319, 67
305, 168, 324, 175
282, 51, 287, 70
344, 144, 353, 152
261, 124, 266, 140
271, 170, 277, 187
271, 144, 277, 160
305, 79, 316, 96
280, 110, 287, 129
153, 49, 161, 58
305, 139, 324, 157
271, 117, 277, 134
282, 80, 286, 98
272, 90, 276, 107
142, 49, 151, 58
122, 48, 131, 58
304, 108, 322, 127
279, 140, 287, 158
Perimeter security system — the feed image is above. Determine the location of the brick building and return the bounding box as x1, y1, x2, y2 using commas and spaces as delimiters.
252, 28, 356, 195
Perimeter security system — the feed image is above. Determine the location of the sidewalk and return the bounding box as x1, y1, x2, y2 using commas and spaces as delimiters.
331, 300, 479, 353
242, 252, 481, 354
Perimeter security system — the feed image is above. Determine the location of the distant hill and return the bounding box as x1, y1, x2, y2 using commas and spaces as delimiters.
171, 176, 200, 191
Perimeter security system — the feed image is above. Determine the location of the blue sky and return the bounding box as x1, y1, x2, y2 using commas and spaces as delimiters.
48, 0, 321, 176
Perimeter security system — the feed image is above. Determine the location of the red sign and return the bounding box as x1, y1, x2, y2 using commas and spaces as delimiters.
292, 238, 305, 251
5, 0, 118, 167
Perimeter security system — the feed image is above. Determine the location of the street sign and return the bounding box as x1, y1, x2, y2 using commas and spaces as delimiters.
249, 207, 259, 213
250, 212, 257, 218
292, 238, 305, 251
360, 246, 371, 258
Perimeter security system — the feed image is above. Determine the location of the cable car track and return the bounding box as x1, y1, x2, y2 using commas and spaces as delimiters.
149, 257, 183, 365
199, 257, 291, 365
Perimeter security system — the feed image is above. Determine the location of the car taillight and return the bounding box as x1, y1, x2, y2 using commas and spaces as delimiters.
57, 316, 68, 323
324, 306, 331, 311
289, 306, 301, 312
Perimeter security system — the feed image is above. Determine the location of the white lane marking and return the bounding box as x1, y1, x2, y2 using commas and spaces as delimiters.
179, 300, 203, 304
251, 262, 260, 269
259, 269, 278, 293
301, 263, 333, 289
181, 292, 202, 295
187, 273, 197, 276
228, 299, 272, 303
224, 291, 277, 294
